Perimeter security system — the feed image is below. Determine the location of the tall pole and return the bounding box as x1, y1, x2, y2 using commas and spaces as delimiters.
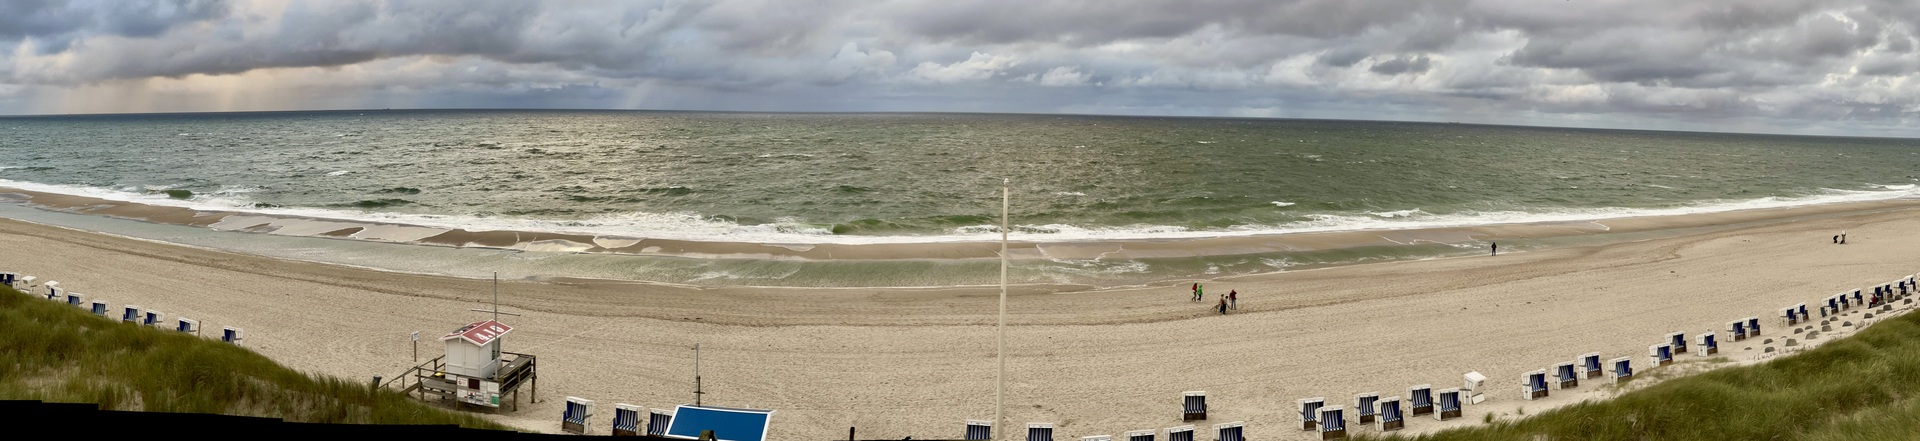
702, 341, 710, 406
995, 178, 1008, 441
492, 272, 500, 323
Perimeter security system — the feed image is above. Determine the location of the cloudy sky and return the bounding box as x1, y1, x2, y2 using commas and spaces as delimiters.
1, 0, 1916, 135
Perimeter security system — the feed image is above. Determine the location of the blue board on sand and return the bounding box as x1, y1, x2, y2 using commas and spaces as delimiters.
664, 405, 773, 441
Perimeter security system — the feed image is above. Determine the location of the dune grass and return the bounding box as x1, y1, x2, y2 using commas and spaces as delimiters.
0, 287, 509, 430
1371, 307, 1920, 440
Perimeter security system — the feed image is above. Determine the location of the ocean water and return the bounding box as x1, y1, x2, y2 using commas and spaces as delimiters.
2, 110, 1917, 287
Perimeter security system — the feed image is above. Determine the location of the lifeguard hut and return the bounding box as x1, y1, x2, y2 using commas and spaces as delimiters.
387, 274, 538, 412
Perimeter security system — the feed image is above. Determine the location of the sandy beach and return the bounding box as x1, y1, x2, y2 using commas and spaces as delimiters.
4, 201, 1919, 440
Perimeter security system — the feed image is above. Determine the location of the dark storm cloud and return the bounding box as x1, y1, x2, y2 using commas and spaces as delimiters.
1, 0, 1917, 134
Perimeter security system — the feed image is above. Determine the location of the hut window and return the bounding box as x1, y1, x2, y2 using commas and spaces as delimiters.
468, 378, 480, 389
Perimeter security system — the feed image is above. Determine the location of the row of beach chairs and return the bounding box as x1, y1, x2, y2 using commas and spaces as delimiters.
560, 397, 674, 437
962, 420, 1245, 441
1, 272, 245, 345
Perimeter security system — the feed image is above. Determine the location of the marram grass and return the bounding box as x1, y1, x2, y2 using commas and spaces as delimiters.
0, 287, 508, 430
1369, 309, 1920, 440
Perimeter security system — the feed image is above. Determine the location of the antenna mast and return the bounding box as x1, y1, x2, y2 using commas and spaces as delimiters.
695, 343, 705, 406
995, 178, 1009, 441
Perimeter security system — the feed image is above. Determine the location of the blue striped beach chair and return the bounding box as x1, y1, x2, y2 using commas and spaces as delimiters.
1826, 296, 1839, 315
1355, 392, 1379, 424
1649, 344, 1673, 367
1084, 435, 1113, 441
611, 403, 642, 436
222, 327, 244, 345
89, 300, 107, 316
1783, 306, 1799, 326
1183, 391, 1207, 421
965, 420, 993, 440
1317, 405, 1344, 439
1698, 332, 1717, 356
1728, 320, 1747, 341
1434, 388, 1462, 421
1376, 396, 1404, 431
1408, 385, 1433, 416
1522, 369, 1549, 400
1611, 357, 1633, 383
1669, 332, 1688, 354
1027, 422, 1054, 441
1747, 317, 1762, 335
561, 397, 593, 434
1214, 421, 1245, 441
176, 318, 198, 334
1581, 353, 1603, 379
1798, 303, 1809, 321
1298, 397, 1325, 430
0, 272, 15, 286
1853, 289, 1864, 307
648, 408, 673, 437
1123, 429, 1155, 441
66, 292, 82, 307
122, 305, 141, 323
143, 310, 163, 326
1166, 425, 1195, 441
1555, 362, 1579, 389
43, 281, 60, 301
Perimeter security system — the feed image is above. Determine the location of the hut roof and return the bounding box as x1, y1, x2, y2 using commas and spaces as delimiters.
441, 319, 512, 346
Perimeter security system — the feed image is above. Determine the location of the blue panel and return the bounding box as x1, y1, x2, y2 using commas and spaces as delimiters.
666, 405, 772, 441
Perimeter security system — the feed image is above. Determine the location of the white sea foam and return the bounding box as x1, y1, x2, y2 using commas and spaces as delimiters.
4, 178, 1920, 245
326, 170, 352, 176
1271, 201, 1296, 207
1053, 191, 1087, 197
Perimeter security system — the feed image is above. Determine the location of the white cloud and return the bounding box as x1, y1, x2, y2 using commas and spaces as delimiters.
1036, 66, 1090, 87
909, 52, 1018, 84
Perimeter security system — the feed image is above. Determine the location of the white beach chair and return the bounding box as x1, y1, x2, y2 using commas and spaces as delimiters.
1649, 344, 1674, 367
1728, 320, 1747, 341
222, 327, 244, 345
1123, 429, 1155, 441
1581, 353, 1603, 379
1522, 369, 1548, 400
15, 275, 35, 292
647, 408, 674, 437
1434, 388, 1462, 421
176, 318, 198, 335
89, 299, 108, 316
1214, 421, 1245, 441
1166, 425, 1195, 441
1554, 361, 1579, 389
1853, 289, 1864, 307
612, 403, 643, 437
1783, 306, 1799, 326
65, 292, 82, 307
43, 281, 60, 301
1316, 406, 1344, 439
1668, 332, 1688, 354
143, 310, 163, 327
1183, 390, 1208, 421
1611, 357, 1633, 383
1355, 392, 1379, 424
1462, 371, 1487, 404
965, 420, 993, 441
1298, 397, 1326, 430
1027, 422, 1055, 441
1408, 385, 1433, 416
1084, 435, 1112, 441
1697, 332, 1718, 356
1798, 303, 1809, 321
1376, 395, 1404, 432
121, 305, 141, 323
562, 396, 594, 434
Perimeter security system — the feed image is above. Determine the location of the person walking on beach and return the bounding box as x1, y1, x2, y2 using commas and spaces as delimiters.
1197, 283, 1205, 302
1191, 282, 1201, 301
1228, 290, 1238, 310
1491, 242, 1497, 256
1217, 295, 1228, 315
1834, 235, 1840, 244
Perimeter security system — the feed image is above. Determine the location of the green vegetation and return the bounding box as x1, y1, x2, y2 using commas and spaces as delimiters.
161, 189, 193, 199
0, 287, 509, 430
1372, 309, 1920, 440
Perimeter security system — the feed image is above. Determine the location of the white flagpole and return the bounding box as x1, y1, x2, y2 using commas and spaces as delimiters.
996, 178, 1009, 441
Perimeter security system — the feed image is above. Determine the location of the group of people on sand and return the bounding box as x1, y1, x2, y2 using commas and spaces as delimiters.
1190, 282, 1237, 314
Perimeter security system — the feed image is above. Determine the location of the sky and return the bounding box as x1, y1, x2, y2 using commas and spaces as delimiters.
0, 0, 1917, 136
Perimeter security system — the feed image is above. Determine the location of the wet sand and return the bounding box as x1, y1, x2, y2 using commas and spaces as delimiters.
2, 197, 1919, 439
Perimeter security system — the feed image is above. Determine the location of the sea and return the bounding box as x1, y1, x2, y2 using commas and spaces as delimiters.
2, 110, 1917, 288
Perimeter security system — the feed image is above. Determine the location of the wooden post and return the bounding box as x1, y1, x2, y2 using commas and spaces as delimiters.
411, 331, 420, 362
849, 427, 856, 441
